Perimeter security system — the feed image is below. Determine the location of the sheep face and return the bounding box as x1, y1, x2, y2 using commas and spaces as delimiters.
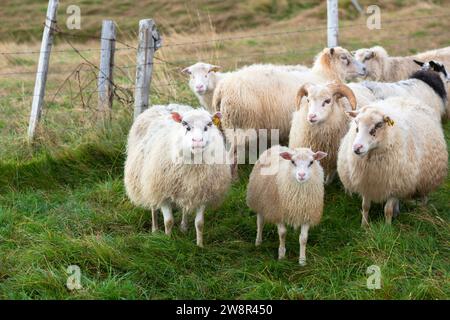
415, 60, 450, 82
171, 110, 222, 156
300, 84, 335, 124
280, 148, 327, 183
347, 107, 394, 157
297, 83, 357, 124
353, 46, 387, 80
182, 62, 221, 95
328, 47, 367, 80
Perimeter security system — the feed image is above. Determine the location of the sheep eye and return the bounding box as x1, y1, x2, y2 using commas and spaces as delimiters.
356, 127, 359, 133
291, 160, 296, 166
323, 99, 331, 105
186, 126, 191, 131
204, 126, 208, 132
375, 122, 384, 129
309, 161, 314, 167
370, 128, 376, 136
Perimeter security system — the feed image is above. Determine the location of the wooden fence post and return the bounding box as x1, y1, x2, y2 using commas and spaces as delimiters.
133, 19, 161, 120
97, 20, 116, 122
327, 0, 339, 48
27, 0, 59, 141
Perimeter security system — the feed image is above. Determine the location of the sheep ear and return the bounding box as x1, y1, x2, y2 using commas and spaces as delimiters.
171, 112, 183, 123
346, 111, 359, 118
413, 59, 424, 67
279, 152, 293, 161
313, 151, 327, 161
296, 84, 310, 110
366, 51, 375, 59
181, 67, 191, 75
212, 112, 222, 127
208, 65, 221, 73
383, 115, 395, 126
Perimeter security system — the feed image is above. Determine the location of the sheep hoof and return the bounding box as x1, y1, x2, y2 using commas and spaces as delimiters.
180, 223, 188, 233
299, 258, 307, 266
151, 227, 158, 234
255, 239, 262, 246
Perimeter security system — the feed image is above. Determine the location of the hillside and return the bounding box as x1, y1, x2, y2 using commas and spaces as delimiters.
0, 0, 448, 299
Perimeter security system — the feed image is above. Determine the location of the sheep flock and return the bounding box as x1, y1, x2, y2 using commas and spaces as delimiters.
125, 45, 449, 265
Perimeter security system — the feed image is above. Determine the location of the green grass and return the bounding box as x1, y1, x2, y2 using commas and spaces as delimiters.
0, 0, 449, 301
0, 121, 448, 299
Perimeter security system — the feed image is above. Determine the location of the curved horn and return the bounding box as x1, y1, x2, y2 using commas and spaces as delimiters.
330, 83, 357, 110
296, 84, 310, 109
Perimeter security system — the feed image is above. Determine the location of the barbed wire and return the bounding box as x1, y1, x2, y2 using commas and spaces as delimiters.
0, 12, 448, 57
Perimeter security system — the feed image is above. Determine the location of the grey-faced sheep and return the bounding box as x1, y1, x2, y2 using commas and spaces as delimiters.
124, 104, 232, 247
337, 97, 448, 226
246, 145, 327, 266
360, 60, 450, 119
213, 47, 366, 174
289, 82, 376, 184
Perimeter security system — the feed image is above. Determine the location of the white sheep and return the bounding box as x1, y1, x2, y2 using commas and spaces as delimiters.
337, 97, 448, 226
353, 45, 450, 81
246, 145, 327, 266
289, 82, 377, 184
360, 60, 450, 119
182, 62, 309, 111
213, 47, 367, 173
124, 104, 232, 247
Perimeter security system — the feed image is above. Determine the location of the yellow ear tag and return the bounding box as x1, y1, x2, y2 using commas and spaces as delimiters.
387, 118, 395, 126
212, 116, 221, 127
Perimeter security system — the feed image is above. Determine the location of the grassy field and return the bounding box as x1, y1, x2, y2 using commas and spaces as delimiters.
0, 0, 449, 299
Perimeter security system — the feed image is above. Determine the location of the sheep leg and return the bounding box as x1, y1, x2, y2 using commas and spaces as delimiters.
161, 203, 174, 236
255, 213, 264, 246
299, 224, 310, 266
277, 223, 287, 260
180, 211, 189, 233
325, 170, 337, 186
195, 205, 205, 248
384, 197, 398, 225
393, 199, 400, 218
229, 142, 238, 180
361, 197, 371, 227
151, 208, 158, 233
421, 196, 429, 206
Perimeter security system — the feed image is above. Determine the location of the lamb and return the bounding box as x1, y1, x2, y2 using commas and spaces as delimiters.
124, 104, 232, 247
360, 60, 450, 119
353, 45, 450, 81
289, 82, 377, 184
182, 62, 308, 111
213, 47, 367, 172
246, 145, 327, 266
337, 97, 448, 226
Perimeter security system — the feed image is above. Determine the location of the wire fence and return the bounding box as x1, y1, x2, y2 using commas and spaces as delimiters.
0, 12, 449, 126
